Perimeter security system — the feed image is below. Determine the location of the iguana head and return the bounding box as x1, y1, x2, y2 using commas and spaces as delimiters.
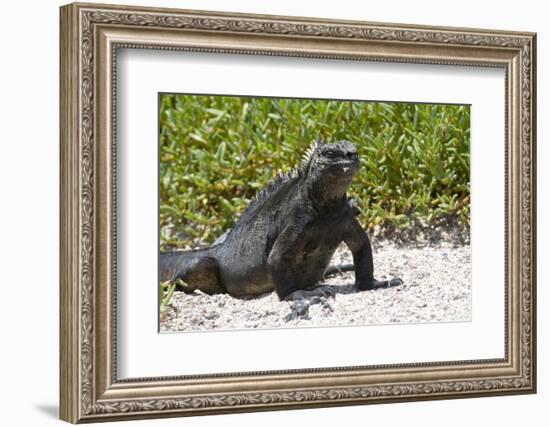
303, 140, 360, 202
303, 140, 359, 179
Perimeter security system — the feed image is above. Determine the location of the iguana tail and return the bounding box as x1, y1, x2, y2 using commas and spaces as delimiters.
159, 248, 226, 295
323, 263, 355, 277
323, 263, 402, 289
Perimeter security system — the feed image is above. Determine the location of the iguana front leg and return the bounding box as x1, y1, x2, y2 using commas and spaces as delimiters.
344, 218, 403, 290
267, 225, 334, 319
267, 225, 303, 300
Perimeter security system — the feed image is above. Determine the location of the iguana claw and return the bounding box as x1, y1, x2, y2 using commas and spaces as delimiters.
285, 295, 334, 321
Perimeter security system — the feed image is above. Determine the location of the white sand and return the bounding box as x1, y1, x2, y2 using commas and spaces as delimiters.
160, 239, 471, 332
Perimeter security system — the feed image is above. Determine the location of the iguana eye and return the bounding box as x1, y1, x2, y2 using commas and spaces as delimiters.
325, 150, 339, 159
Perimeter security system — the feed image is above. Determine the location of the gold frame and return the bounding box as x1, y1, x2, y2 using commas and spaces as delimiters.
59, 2, 537, 423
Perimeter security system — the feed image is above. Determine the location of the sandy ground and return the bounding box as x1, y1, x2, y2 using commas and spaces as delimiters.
160, 238, 471, 332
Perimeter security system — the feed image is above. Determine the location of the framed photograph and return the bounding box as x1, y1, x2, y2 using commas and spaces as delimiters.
60, 2, 537, 423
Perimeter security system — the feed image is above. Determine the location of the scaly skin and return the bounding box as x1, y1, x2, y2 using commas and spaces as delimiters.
160, 140, 402, 317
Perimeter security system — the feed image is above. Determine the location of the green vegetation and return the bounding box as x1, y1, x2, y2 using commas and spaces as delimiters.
159, 280, 176, 320
160, 94, 470, 250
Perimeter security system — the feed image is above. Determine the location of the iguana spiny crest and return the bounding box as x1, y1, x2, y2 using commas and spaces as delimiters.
240, 139, 360, 221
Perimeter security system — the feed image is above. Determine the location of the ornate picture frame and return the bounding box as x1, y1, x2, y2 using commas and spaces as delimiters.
60, 2, 536, 423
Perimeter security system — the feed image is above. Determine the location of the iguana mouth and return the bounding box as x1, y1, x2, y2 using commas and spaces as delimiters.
330, 160, 359, 174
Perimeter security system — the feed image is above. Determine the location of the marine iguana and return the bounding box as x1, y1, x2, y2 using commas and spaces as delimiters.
160, 140, 402, 318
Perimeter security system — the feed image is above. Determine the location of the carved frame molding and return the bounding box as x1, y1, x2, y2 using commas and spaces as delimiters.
60, 2, 536, 423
